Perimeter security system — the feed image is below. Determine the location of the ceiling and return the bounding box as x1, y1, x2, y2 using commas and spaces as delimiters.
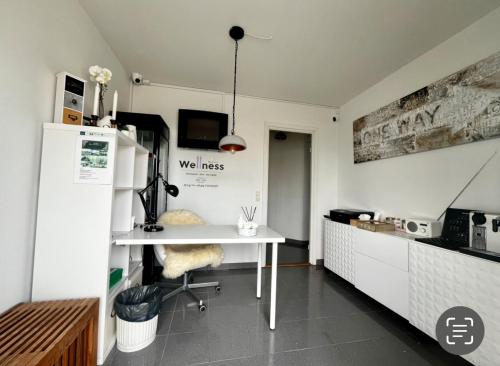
80, 0, 500, 107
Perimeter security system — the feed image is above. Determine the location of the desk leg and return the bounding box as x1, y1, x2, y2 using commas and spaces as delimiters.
270, 241, 278, 330
257, 242, 262, 299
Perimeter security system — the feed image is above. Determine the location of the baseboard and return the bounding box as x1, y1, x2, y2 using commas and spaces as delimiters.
316, 259, 324, 267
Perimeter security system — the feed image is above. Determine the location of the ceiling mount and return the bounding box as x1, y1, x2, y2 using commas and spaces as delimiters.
229, 26, 244, 41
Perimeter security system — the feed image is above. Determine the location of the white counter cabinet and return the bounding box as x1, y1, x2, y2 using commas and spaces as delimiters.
353, 229, 409, 318
323, 219, 355, 284
409, 241, 500, 366
322, 219, 500, 365
322, 219, 409, 317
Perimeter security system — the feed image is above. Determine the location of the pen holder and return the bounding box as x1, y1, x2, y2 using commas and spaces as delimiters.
238, 226, 257, 237
238, 208, 258, 236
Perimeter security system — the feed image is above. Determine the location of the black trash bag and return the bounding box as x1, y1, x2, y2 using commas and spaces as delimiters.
114, 285, 161, 322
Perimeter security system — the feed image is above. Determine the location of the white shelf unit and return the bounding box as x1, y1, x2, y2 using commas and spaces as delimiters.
133, 150, 148, 189
32, 123, 149, 365
114, 145, 135, 188
112, 189, 134, 231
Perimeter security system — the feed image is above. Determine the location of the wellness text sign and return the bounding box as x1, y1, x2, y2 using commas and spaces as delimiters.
178, 156, 224, 188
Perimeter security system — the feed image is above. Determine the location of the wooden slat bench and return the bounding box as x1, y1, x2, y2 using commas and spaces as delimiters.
0, 298, 99, 366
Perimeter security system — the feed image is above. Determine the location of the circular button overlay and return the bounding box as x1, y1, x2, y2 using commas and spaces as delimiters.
436, 306, 484, 355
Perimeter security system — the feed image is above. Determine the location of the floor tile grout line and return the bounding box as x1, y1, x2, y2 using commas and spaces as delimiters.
268, 335, 383, 354
166, 306, 393, 336
167, 294, 179, 333
159, 293, 180, 364
164, 318, 411, 363
177, 337, 382, 366
187, 288, 377, 306
181, 355, 252, 366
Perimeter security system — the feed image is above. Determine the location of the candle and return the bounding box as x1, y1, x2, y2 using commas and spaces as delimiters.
112, 90, 118, 120
92, 83, 100, 116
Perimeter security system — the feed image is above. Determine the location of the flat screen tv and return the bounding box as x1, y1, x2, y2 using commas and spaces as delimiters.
177, 109, 228, 150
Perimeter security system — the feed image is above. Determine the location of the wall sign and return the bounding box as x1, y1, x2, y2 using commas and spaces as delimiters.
178, 155, 225, 188
353, 50, 500, 164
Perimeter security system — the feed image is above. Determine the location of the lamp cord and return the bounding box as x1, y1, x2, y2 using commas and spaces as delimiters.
246, 32, 272, 40
232, 40, 238, 135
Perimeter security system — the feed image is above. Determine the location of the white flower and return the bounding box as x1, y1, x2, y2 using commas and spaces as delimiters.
89, 65, 102, 76
88, 65, 112, 85
102, 68, 112, 83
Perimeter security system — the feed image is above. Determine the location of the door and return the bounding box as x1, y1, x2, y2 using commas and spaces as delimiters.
266, 130, 311, 265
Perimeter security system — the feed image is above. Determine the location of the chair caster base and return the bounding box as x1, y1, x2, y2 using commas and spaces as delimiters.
199, 303, 207, 312
215, 286, 221, 294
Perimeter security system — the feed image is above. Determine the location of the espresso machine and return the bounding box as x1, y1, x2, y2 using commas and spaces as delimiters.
459, 211, 500, 261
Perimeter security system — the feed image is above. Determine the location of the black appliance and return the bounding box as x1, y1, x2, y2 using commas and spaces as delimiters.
177, 109, 228, 150
459, 247, 500, 263
116, 111, 170, 284
415, 208, 471, 249
329, 209, 374, 224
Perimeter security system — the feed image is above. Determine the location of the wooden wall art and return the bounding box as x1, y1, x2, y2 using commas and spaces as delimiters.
353, 51, 500, 163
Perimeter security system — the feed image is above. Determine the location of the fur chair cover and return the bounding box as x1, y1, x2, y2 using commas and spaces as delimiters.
157, 210, 224, 279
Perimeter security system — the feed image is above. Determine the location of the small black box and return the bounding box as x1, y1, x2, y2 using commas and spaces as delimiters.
329, 209, 374, 224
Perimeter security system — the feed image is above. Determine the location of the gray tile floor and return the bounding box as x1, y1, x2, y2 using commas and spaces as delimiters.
104, 267, 470, 366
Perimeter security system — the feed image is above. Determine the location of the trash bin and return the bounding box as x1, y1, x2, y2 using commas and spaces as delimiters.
114, 286, 161, 352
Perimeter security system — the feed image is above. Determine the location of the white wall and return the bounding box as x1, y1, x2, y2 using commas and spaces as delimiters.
0, 0, 130, 313
131, 84, 338, 264
268, 131, 311, 241
338, 8, 500, 220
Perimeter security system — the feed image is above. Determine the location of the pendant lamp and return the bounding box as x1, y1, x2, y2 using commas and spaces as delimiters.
219, 26, 247, 153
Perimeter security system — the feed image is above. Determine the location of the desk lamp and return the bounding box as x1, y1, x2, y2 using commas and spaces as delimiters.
138, 173, 179, 232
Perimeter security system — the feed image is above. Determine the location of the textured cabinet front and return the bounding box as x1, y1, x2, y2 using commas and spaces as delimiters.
409, 242, 500, 366
355, 252, 409, 318
323, 219, 354, 283
354, 229, 408, 271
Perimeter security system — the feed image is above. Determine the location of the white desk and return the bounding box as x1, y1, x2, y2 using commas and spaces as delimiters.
113, 225, 285, 330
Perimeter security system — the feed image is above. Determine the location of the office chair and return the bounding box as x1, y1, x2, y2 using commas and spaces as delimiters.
154, 210, 223, 312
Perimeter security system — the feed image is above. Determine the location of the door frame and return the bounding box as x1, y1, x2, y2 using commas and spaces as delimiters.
262, 121, 318, 265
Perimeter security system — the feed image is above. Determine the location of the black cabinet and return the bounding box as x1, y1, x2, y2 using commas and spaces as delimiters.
116, 112, 170, 284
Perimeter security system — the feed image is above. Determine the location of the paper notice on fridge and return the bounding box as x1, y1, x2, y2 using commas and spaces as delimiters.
74, 133, 115, 184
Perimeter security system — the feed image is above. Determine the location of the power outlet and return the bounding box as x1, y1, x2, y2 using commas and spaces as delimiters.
256, 191, 261, 202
